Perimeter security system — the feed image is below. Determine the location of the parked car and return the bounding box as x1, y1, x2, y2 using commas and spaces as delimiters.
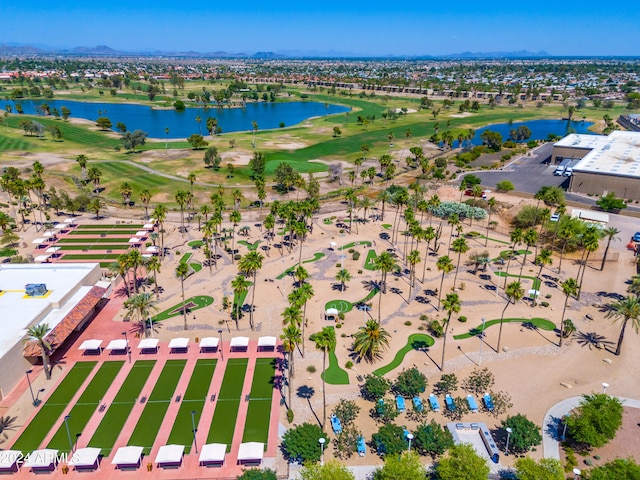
550, 213, 560, 222
632, 232, 640, 242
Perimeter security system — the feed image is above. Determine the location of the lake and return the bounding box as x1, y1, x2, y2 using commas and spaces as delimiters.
6, 99, 350, 139
469, 119, 594, 147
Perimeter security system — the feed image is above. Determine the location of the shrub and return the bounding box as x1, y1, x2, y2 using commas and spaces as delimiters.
306, 365, 316, 373
462, 368, 495, 395
357, 270, 363, 274
394, 367, 427, 397
345, 360, 353, 369
281, 423, 328, 463
458, 316, 467, 323
361, 373, 391, 401
429, 320, 444, 337
287, 408, 294, 423
352, 251, 361, 261
404, 321, 412, 326
372, 423, 407, 456
541, 301, 550, 307
336, 323, 342, 329
566, 393, 623, 449
501, 414, 542, 453
332, 399, 360, 426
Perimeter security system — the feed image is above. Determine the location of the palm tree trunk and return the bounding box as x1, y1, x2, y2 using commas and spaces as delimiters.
559, 296, 570, 347
40, 345, 52, 380
440, 322, 448, 371
496, 301, 510, 352
182, 280, 187, 330
600, 239, 612, 271
322, 351, 327, 429
615, 318, 628, 355
453, 252, 462, 290
577, 251, 591, 300
288, 350, 294, 407
250, 273, 257, 330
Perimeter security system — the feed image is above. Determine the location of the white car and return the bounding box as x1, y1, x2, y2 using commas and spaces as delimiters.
550, 213, 560, 222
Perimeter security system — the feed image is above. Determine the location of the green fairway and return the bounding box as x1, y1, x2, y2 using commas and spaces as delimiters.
373, 334, 435, 376
207, 358, 248, 450
302, 252, 325, 263
238, 240, 261, 251
339, 241, 372, 250
363, 249, 378, 270
242, 358, 276, 445
153, 295, 214, 321
321, 327, 350, 385
61, 253, 121, 262
0, 133, 36, 152
47, 362, 124, 452
166, 359, 217, 453
55, 244, 130, 251
453, 317, 556, 340
57, 237, 134, 244
11, 362, 97, 454
127, 360, 186, 454
88, 360, 156, 456
75, 224, 144, 230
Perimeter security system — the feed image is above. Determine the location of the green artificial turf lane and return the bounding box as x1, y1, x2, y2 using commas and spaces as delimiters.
47, 361, 124, 452
453, 317, 556, 340
87, 360, 155, 456
11, 362, 97, 454
207, 359, 248, 450
56, 244, 130, 251
373, 334, 436, 376
242, 359, 277, 445
166, 359, 217, 453
57, 237, 133, 244
60, 253, 121, 261
75, 225, 144, 230
127, 360, 186, 454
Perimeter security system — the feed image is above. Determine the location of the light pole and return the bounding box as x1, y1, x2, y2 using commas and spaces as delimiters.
562, 413, 570, 441
25, 370, 38, 406
191, 410, 198, 454
148, 316, 154, 338
407, 433, 414, 452
122, 331, 131, 363
573, 468, 581, 479
479, 317, 486, 366
505, 427, 512, 455
318, 437, 326, 466
63, 415, 73, 453
602, 382, 609, 394
218, 329, 224, 360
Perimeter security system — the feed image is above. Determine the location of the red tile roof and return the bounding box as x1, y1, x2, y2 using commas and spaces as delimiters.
23, 286, 107, 358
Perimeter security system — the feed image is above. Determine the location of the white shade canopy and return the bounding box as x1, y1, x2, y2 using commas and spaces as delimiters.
111, 446, 144, 466
258, 336, 276, 347
237, 442, 264, 462
78, 339, 103, 351
63, 217, 76, 223
155, 444, 184, 465
23, 449, 59, 468
32, 238, 46, 244
42, 231, 56, 237
68, 447, 101, 468
143, 223, 155, 229
34, 254, 51, 263
138, 338, 159, 350
54, 223, 66, 229
329, 242, 337, 247
45, 246, 61, 253
145, 246, 159, 253
325, 308, 339, 315
106, 339, 128, 351
230, 336, 249, 348
168, 337, 189, 349
135, 231, 148, 237
199, 337, 219, 349
199, 443, 226, 464
128, 237, 141, 243
0, 450, 22, 469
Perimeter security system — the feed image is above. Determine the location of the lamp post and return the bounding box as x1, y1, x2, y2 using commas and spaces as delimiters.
479, 317, 486, 366
122, 331, 131, 363
148, 316, 154, 338
602, 382, 609, 394
25, 369, 38, 406
63, 415, 73, 453
191, 410, 198, 454
318, 437, 326, 466
505, 427, 512, 455
218, 329, 224, 360
562, 413, 570, 441
407, 433, 414, 452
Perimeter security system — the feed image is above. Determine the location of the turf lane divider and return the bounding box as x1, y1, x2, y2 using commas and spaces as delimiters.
87, 360, 156, 457
46, 361, 124, 452
165, 359, 217, 454
126, 359, 187, 455
206, 358, 249, 451
10, 362, 98, 454
241, 358, 278, 446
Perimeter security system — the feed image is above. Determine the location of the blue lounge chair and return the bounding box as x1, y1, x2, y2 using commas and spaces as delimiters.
330, 414, 343, 434
396, 395, 406, 412
357, 436, 366, 457
412, 396, 424, 413
483, 392, 495, 412
429, 394, 440, 412
445, 394, 456, 411
376, 398, 384, 415
467, 395, 479, 413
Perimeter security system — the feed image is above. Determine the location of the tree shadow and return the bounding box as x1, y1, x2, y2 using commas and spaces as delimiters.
521, 321, 556, 345
574, 331, 615, 350
596, 291, 625, 301
297, 385, 322, 427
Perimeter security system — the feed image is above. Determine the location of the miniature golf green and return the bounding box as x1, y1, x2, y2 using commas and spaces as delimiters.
47, 362, 124, 452
303, 252, 325, 263
60, 253, 121, 262
127, 360, 186, 454
233, 283, 252, 313
364, 249, 378, 270
382, 224, 392, 230
207, 358, 248, 451
339, 241, 372, 250
324, 287, 379, 314
470, 234, 510, 245
373, 334, 435, 376
180, 252, 203, 273
453, 317, 556, 340
12, 362, 97, 454
88, 360, 156, 456
238, 240, 261, 251
188, 240, 204, 248
242, 358, 277, 445
494, 271, 542, 291
321, 327, 350, 385
153, 296, 214, 321
166, 359, 217, 453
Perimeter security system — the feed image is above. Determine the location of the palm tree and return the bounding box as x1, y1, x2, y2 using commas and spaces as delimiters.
281, 324, 301, 407
436, 255, 455, 310
124, 292, 157, 336
238, 251, 264, 330
451, 237, 469, 290
88, 197, 104, 220
127, 249, 143, 294
504, 228, 523, 289
229, 210, 241, 263
231, 274, 251, 330
295, 282, 314, 357
195, 115, 202, 135
352, 320, 391, 363
519, 228, 538, 277
24, 324, 52, 379
76, 154, 88, 182
110, 254, 130, 297
175, 263, 191, 330
376, 189, 392, 222
447, 213, 460, 251
336, 268, 351, 292
533, 249, 553, 304
175, 190, 189, 235
606, 295, 640, 356
374, 251, 397, 323
119, 182, 133, 207
497, 281, 524, 352
441, 293, 461, 370
252, 121, 258, 148
577, 227, 602, 299
421, 226, 436, 282
600, 227, 620, 271
87, 166, 102, 193
484, 197, 497, 247
152, 204, 167, 259
313, 327, 336, 429
407, 249, 421, 298
140, 189, 151, 219
559, 278, 579, 347
145, 255, 161, 298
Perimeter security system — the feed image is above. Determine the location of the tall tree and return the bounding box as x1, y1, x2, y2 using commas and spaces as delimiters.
559, 278, 579, 347
497, 281, 524, 352
231, 274, 251, 330
441, 293, 461, 371
374, 251, 397, 323
238, 251, 264, 330
606, 295, 640, 356
152, 204, 167, 259
451, 237, 469, 290
436, 255, 455, 311
519, 228, 538, 277
175, 262, 190, 330
24, 324, 52, 380
352, 319, 391, 363
280, 324, 301, 407
599, 226, 620, 271
313, 327, 336, 429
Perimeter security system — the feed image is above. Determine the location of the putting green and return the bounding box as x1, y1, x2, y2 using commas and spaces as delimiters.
494, 271, 542, 291
453, 317, 555, 340
321, 327, 350, 385
339, 240, 372, 250
325, 299, 353, 314
364, 249, 378, 270
303, 252, 326, 263
188, 240, 204, 248
208, 359, 248, 451
153, 296, 214, 321
242, 358, 277, 445
382, 224, 392, 230
238, 240, 261, 251
373, 334, 435, 377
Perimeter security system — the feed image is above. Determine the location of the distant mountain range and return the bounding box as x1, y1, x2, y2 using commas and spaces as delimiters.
0, 43, 554, 59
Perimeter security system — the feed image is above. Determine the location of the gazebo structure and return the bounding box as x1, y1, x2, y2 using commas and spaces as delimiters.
198, 443, 226, 466
68, 447, 101, 471
23, 449, 59, 471
237, 442, 264, 466
230, 336, 249, 352
168, 337, 189, 353
111, 446, 144, 469
257, 336, 276, 352
324, 308, 339, 321
155, 445, 184, 468
137, 338, 159, 353
78, 339, 102, 355
199, 337, 219, 352
0, 450, 22, 472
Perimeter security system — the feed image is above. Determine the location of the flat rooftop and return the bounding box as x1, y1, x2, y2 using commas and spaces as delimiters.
563, 131, 640, 178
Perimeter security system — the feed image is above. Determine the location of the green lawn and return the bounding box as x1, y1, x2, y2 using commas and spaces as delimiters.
153, 295, 215, 321
68, 229, 142, 236
373, 334, 435, 377
242, 358, 277, 445
494, 270, 542, 291
11, 362, 97, 454
166, 359, 217, 453
339, 241, 372, 250
0, 133, 35, 152
75, 224, 144, 230
47, 362, 124, 452
453, 317, 556, 340
87, 360, 156, 456
363, 249, 378, 270
238, 240, 261, 251
55, 244, 130, 251
57, 237, 134, 244
321, 327, 350, 385
207, 359, 248, 450
127, 360, 186, 454
60, 253, 121, 262
302, 252, 325, 263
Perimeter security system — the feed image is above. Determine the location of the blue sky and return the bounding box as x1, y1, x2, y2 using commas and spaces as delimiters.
1, 1, 639, 56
